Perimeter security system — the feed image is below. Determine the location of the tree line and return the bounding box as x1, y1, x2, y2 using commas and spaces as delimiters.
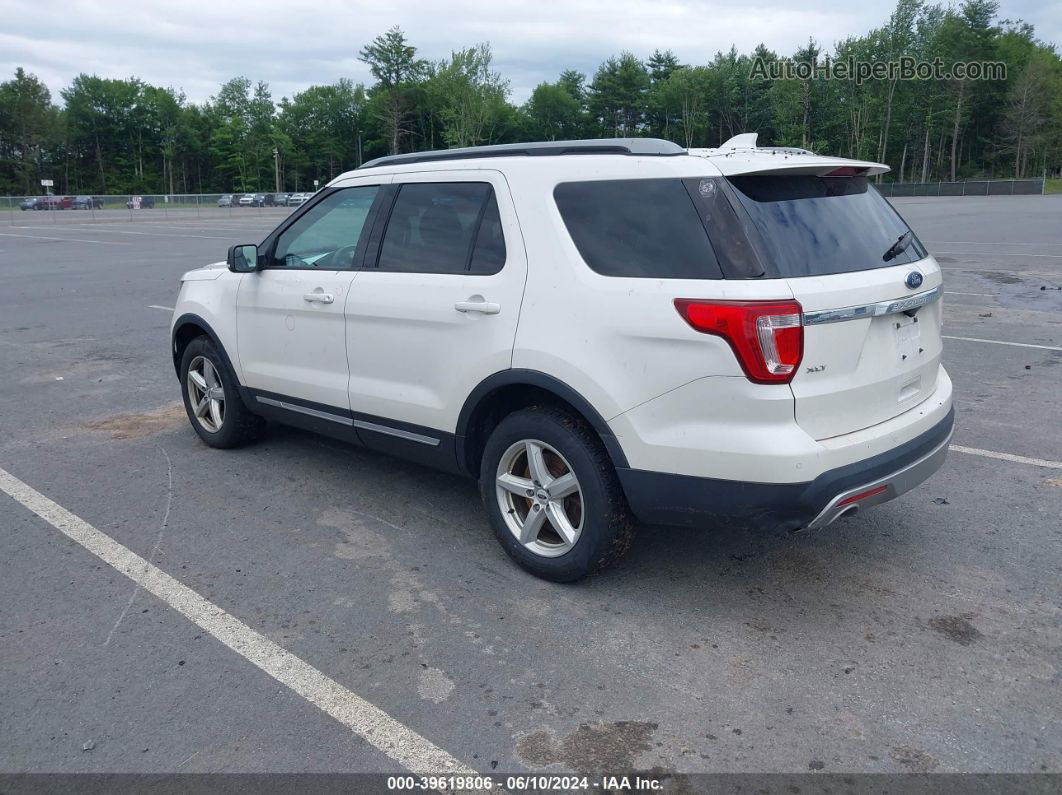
1, 0, 1059, 196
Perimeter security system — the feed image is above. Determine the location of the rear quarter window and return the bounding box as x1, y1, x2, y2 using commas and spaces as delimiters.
554, 179, 723, 279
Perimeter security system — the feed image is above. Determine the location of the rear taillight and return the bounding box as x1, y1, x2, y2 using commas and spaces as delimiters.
674, 299, 804, 384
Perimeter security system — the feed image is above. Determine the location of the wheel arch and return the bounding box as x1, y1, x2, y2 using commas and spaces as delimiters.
455, 370, 629, 478
171, 313, 240, 385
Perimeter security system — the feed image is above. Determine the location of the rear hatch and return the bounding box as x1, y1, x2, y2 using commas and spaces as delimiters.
722, 169, 942, 440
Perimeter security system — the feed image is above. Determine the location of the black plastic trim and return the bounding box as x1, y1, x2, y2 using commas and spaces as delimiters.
247, 388, 461, 474
455, 370, 630, 475
616, 408, 955, 531
171, 313, 234, 378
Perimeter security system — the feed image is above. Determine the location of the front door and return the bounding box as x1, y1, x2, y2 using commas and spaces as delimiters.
236, 180, 384, 410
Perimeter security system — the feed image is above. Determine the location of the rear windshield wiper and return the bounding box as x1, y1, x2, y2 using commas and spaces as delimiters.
882, 231, 913, 262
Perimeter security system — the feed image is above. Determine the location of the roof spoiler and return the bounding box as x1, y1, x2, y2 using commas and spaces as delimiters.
688, 132, 889, 176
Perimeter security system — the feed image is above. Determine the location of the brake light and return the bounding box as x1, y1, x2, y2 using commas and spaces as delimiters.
674, 299, 804, 384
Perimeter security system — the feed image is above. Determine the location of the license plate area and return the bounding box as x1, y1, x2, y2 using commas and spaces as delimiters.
894, 314, 921, 361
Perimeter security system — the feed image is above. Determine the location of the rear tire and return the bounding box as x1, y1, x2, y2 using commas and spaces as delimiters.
480, 405, 635, 582
179, 336, 264, 449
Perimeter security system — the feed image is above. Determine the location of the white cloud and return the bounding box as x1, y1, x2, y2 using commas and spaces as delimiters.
1, 0, 1058, 105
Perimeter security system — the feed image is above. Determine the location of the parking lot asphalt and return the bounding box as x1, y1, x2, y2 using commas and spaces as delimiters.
0, 195, 1059, 776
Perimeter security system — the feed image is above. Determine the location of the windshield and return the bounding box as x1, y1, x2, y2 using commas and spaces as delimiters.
726, 175, 927, 277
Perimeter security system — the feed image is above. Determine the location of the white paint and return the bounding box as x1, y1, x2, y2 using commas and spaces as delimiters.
950, 445, 1062, 470
926, 240, 1062, 247
10, 225, 232, 241
148, 305, 175, 312
0, 232, 130, 245
943, 335, 1062, 351
944, 291, 993, 297
0, 465, 474, 777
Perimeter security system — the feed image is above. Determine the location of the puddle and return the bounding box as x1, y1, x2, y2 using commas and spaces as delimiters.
927, 613, 983, 646
517, 721, 658, 774
972, 272, 1062, 312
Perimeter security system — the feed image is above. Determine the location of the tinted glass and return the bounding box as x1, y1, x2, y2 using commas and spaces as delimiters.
553, 179, 722, 279
727, 175, 927, 277
273, 186, 379, 269
469, 192, 506, 274
378, 183, 490, 273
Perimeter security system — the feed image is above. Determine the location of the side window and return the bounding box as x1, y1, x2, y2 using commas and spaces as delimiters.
273, 186, 379, 269
377, 182, 503, 274
469, 191, 507, 274
554, 179, 723, 279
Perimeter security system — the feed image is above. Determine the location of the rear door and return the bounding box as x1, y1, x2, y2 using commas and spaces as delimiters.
725, 173, 943, 439
344, 170, 527, 437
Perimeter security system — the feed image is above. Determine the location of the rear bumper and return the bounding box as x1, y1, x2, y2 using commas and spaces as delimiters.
616, 407, 954, 531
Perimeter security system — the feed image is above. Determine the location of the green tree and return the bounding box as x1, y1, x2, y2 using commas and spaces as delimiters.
427, 44, 510, 148
358, 27, 426, 154
0, 68, 56, 193
524, 82, 581, 140
588, 53, 650, 136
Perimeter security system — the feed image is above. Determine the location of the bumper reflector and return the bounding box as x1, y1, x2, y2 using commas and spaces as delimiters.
837, 484, 888, 508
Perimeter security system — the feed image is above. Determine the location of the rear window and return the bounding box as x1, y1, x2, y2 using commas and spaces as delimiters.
727, 175, 927, 277
554, 179, 723, 279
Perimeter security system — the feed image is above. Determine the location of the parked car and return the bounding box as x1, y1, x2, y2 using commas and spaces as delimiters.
272, 193, 290, 206
19, 197, 37, 211
170, 136, 953, 582
250, 193, 272, 207
287, 192, 310, 207
238, 193, 256, 207
217, 194, 235, 207
36, 195, 73, 210
126, 196, 155, 209
72, 195, 104, 210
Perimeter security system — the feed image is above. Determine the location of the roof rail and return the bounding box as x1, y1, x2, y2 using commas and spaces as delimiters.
359, 138, 686, 169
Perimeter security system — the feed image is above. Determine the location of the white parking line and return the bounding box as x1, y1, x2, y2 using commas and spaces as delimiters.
935, 250, 1062, 259
943, 335, 1062, 351
10, 225, 233, 241
0, 466, 473, 777
148, 305, 175, 312
0, 232, 131, 246
944, 291, 993, 297
927, 240, 1062, 247
950, 445, 1062, 469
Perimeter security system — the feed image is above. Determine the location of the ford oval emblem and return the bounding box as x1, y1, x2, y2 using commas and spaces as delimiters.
905, 271, 924, 290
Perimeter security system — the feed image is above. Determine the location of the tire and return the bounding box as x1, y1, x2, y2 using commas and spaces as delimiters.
179, 336, 264, 448
479, 405, 635, 582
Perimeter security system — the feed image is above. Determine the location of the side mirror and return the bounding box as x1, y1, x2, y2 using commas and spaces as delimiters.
228, 243, 259, 273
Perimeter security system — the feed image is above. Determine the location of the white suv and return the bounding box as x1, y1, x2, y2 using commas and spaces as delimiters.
171, 136, 953, 582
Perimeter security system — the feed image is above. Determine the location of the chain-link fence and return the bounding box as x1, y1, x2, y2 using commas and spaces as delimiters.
877, 178, 1045, 197
1, 192, 312, 225
2, 180, 1049, 225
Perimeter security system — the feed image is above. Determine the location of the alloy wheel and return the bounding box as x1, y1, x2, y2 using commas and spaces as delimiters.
186, 355, 226, 433
495, 439, 584, 558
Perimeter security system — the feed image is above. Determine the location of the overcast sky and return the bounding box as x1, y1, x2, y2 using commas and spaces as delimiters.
3, 0, 1060, 106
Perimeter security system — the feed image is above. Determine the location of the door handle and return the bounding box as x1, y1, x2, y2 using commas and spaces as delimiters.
303, 292, 334, 304
454, 297, 500, 315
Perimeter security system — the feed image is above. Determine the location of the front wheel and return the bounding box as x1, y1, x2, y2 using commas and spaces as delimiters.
179, 336, 264, 448
480, 406, 635, 582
